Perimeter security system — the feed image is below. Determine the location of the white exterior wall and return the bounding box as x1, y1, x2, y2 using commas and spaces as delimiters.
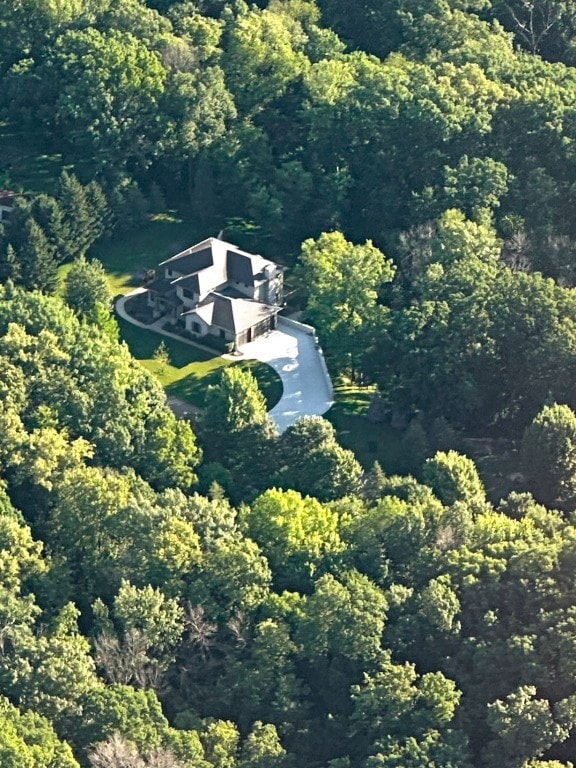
176, 285, 198, 309
233, 282, 258, 300
208, 325, 233, 342
231, 272, 283, 305
184, 314, 210, 335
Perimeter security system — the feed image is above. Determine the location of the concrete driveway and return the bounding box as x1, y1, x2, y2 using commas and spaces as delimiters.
240, 317, 334, 433
116, 293, 333, 433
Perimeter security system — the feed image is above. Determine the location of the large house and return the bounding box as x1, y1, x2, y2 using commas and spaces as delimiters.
147, 237, 284, 348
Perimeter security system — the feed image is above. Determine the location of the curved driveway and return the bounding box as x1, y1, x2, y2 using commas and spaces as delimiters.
116, 292, 334, 433
240, 318, 334, 433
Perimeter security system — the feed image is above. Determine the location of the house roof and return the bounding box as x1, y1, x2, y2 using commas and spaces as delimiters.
226, 248, 282, 285
226, 250, 263, 285
147, 276, 174, 294
172, 263, 227, 297
161, 237, 279, 289
191, 301, 215, 327
161, 246, 214, 276
182, 293, 279, 334
160, 239, 215, 269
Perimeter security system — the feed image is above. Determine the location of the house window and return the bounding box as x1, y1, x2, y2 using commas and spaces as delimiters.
192, 322, 201, 334
219, 329, 226, 339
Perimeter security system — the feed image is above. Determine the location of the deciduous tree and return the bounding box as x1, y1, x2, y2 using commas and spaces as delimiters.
521, 403, 576, 509
299, 232, 395, 377
64, 256, 112, 317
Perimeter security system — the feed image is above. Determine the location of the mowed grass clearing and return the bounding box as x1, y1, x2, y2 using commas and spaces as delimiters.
92, 212, 204, 297
326, 381, 407, 472
118, 317, 283, 410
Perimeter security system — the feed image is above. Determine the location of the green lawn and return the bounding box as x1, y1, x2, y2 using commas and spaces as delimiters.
326, 381, 408, 472
118, 317, 283, 410
92, 212, 204, 297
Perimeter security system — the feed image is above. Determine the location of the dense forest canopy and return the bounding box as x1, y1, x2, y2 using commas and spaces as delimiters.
3, 0, 576, 767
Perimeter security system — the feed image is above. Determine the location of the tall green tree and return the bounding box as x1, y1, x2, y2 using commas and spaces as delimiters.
45, 29, 168, 171
204, 366, 268, 434
299, 231, 395, 377
521, 403, 576, 510
223, 7, 309, 116
30, 194, 69, 264
296, 570, 388, 664
350, 653, 467, 767
243, 487, 343, 589
15, 219, 58, 293
485, 686, 573, 767
63, 256, 112, 318
276, 416, 362, 501
0, 694, 80, 768
56, 172, 98, 261
202, 365, 274, 483
423, 450, 489, 512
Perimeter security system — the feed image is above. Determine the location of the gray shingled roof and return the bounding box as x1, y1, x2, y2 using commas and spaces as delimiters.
161, 238, 280, 288
172, 273, 200, 293
161, 246, 214, 275
226, 250, 257, 285
147, 277, 175, 295
183, 293, 279, 334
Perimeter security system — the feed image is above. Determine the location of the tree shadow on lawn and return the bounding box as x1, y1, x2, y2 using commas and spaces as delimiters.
166, 366, 229, 409
166, 359, 283, 410
119, 318, 282, 409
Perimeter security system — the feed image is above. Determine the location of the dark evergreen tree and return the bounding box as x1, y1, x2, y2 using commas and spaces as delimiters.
84, 180, 111, 243
15, 218, 58, 292
31, 194, 70, 264
0, 243, 20, 283
56, 171, 94, 260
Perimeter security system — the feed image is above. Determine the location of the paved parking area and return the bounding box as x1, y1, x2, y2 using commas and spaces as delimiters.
240, 318, 334, 433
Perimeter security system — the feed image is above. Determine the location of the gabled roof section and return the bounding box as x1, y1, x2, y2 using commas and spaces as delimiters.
172, 260, 228, 297
190, 301, 216, 327
182, 293, 279, 334
161, 237, 215, 264
227, 250, 256, 285
172, 273, 200, 293
226, 249, 277, 285
162, 236, 279, 284
161, 245, 214, 276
